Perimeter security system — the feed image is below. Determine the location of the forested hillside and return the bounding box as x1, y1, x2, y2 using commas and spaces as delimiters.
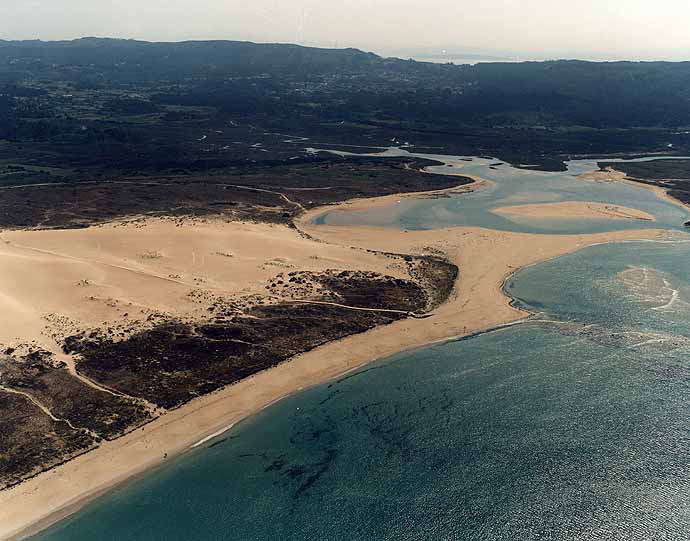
1, 38, 689, 173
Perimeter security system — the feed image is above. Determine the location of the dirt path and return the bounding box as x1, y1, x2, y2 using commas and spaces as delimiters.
220, 183, 306, 212
0, 385, 98, 438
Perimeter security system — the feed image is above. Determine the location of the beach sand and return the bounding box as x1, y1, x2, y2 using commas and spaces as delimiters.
491, 201, 656, 222
0, 207, 669, 540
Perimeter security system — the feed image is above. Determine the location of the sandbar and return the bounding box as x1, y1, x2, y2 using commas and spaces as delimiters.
491, 201, 656, 222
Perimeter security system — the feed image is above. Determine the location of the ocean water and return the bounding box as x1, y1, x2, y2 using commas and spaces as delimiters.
35, 155, 690, 540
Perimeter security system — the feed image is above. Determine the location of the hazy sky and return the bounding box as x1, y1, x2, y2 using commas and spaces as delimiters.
3, 0, 690, 60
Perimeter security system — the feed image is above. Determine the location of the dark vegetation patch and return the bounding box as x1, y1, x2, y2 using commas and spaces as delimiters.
65, 304, 399, 409
267, 269, 428, 312
0, 158, 464, 230
313, 271, 426, 311
0, 349, 153, 440
243, 158, 461, 208
0, 390, 95, 490
348, 249, 458, 312
601, 159, 690, 181
63, 262, 458, 410
0, 180, 287, 229
406, 256, 459, 310
265, 255, 457, 313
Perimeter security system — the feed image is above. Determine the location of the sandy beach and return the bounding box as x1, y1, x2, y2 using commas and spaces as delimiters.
0, 196, 670, 540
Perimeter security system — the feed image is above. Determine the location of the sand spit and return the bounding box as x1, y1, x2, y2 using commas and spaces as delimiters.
1, 208, 668, 540
491, 201, 656, 222
316, 174, 489, 214
578, 167, 628, 183
580, 166, 690, 213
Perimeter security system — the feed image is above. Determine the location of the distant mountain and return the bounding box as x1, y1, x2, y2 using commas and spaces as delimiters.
0, 38, 381, 80
3, 38, 690, 131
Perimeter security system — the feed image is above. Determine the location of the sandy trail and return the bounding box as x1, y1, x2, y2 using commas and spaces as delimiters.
0, 385, 94, 437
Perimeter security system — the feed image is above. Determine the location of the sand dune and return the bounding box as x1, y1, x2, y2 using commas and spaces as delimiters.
0, 218, 408, 356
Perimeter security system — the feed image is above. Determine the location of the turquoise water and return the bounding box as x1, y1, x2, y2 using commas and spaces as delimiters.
35, 155, 690, 540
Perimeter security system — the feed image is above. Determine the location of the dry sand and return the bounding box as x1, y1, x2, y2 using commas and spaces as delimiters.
0, 217, 409, 355
491, 201, 656, 222
0, 206, 670, 540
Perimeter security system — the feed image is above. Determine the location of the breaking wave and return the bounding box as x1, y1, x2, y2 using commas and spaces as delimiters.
599, 265, 690, 314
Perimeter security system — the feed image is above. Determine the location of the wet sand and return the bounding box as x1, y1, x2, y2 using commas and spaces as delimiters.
491, 201, 656, 222
0, 203, 668, 540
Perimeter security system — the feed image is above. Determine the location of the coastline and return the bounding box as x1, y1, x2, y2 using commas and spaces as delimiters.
1, 187, 670, 541
621, 176, 690, 211
582, 166, 690, 213
306, 173, 490, 217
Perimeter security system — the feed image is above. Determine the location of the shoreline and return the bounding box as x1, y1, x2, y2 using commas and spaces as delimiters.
621, 176, 690, 211
582, 166, 690, 213
304, 173, 489, 218
1, 182, 671, 541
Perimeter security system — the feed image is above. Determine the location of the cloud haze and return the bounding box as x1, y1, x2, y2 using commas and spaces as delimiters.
3, 0, 690, 60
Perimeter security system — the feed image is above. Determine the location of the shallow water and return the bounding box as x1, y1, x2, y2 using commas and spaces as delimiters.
35, 155, 690, 540
314, 152, 690, 234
